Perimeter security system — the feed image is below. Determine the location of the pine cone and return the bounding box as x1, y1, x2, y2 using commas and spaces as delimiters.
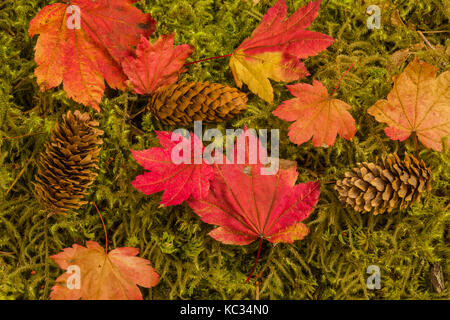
335, 153, 431, 215
34, 110, 103, 215
148, 81, 247, 125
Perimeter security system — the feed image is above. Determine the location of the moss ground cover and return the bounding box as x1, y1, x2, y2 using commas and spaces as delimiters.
0, 0, 449, 299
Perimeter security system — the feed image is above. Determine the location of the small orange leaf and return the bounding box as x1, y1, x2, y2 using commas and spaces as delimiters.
273, 80, 356, 147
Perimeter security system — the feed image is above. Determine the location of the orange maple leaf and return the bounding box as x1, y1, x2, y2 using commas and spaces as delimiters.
50, 241, 159, 300
272, 80, 356, 147
368, 57, 450, 151
29, 0, 156, 111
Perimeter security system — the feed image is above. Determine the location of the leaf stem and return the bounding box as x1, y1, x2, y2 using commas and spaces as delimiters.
413, 132, 420, 161
43, 216, 50, 299
1, 131, 45, 140
246, 237, 263, 283
184, 54, 233, 66
418, 31, 436, 50
419, 30, 450, 33
93, 202, 108, 254
331, 61, 356, 97
5, 156, 33, 196
255, 279, 260, 300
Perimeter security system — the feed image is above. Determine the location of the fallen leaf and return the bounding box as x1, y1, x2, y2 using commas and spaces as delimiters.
430, 262, 446, 294
388, 42, 425, 72
389, 49, 411, 71
188, 131, 320, 245
50, 241, 159, 300
122, 34, 194, 95
272, 80, 356, 147
368, 57, 450, 151
390, 9, 406, 27
29, 0, 156, 111
230, 0, 334, 103
131, 131, 214, 206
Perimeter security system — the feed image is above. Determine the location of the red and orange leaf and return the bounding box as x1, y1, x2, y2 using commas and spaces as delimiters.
131, 131, 214, 206
230, 0, 333, 103
29, 0, 156, 111
50, 241, 159, 300
188, 133, 320, 245
122, 34, 194, 95
273, 80, 356, 147
368, 57, 450, 151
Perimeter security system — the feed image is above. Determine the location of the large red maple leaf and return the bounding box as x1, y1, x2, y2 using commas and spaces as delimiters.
50, 241, 159, 300
29, 0, 156, 111
230, 0, 334, 103
131, 131, 214, 206
122, 34, 194, 95
188, 133, 320, 246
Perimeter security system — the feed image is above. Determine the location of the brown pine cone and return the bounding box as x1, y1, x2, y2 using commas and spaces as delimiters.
335, 153, 432, 215
147, 81, 247, 125
34, 110, 103, 215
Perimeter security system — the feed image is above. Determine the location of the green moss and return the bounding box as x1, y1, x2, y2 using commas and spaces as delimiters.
0, 0, 449, 300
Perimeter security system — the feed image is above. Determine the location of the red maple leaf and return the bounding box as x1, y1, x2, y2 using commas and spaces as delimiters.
29, 0, 156, 111
131, 131, 214, 206
50, 241, 159, 300
187, 133, 320, 246
272, 80, 356, 147
122, 34, 194, 95
230, 0, 334, 103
